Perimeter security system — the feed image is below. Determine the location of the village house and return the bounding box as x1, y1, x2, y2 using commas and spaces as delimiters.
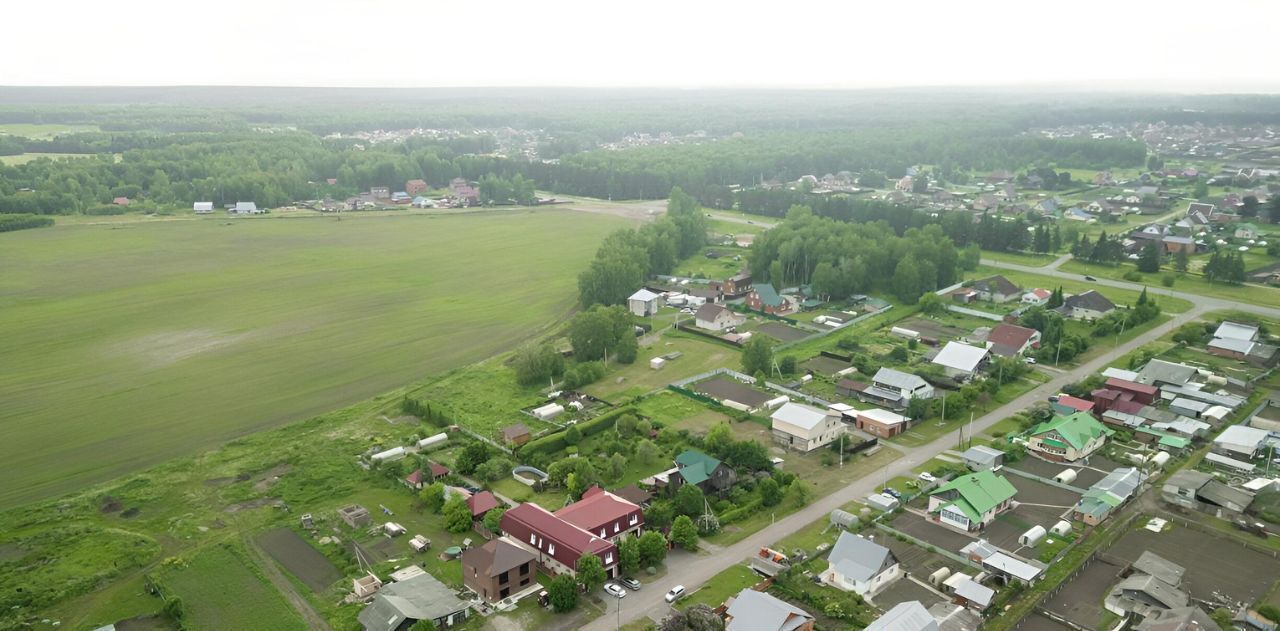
771, 402, 846, 452
723, 271, 753, 297
233, 201, 262, 214
669, 449, 737, 495
500, 503, 619, 578
695, 303, 746, 332
1074, 468, 1144, 525
1105, 377, 1160, 406
1104, 552, 1189, 619
502, 423, 531, 446
1026, 412, 1113, 462
927, 470, 1017, 532
931, 341, 990, 380
467, 491, 500, 523
1021, 288, 1051, 305
460, 538, 537, 603
553, 486, 643, 543
869, 367, 935, 405
971, 275, 1022, 303
627, 288, 662, 317
747, 283, 791, 315
358, 570, 470, 631
961, 445, 1005, 471
405, 179, 429, 196
821, 531, 901, 596
193, 201, 214, 214
865, 602, 939, 631
1235, 223, 1261, 240
854, 407, 910, 438
370, 186, 391, 199
985, 323, 1041, 358
1058, 290, 1116, 321
113, 196, 131, 206
724, 588, 816, 631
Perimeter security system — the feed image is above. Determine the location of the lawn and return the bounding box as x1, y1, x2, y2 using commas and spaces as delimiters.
981, 249, 1057, 266
969, 265, 1195, 313
583, 332, 739, 401
0, 209, 624, 508
1059, 260, 1280, 309
160, 543, 308, 631
682, 564, 762, 609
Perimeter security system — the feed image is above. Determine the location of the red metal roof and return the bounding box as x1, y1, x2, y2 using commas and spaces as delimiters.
554, 487, 642, 535
501, 502, 615, 569
405, 469, 425, 485
988, 323, 1039, 356
1056, 395, 1095, 412
428, 462, 450, 477
468, 491, 500, 517
1105, 377, 1158, 396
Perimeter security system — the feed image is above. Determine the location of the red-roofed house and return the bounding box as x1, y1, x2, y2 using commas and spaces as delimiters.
468, 491, 500, 521
554, 487, 643, 543
1090, 389, 1132, 415
986, 323, 1041, 357
501, 503, 618, 578
113, 196, 131, 206
1052, 395, 1095, 415
428, 462, 451, 481
405, 179, 429, 196
1104, 378, 1159, 405
404, 469, 427, 490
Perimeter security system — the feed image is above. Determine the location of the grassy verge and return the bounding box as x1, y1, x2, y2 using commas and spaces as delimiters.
681, 564, 761, 609
1060, 260, 1280, 309
970, 265, 1195, 313
981, 249, 1057, 266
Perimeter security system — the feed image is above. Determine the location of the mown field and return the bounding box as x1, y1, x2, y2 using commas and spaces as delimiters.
0, 209, 623, 508
0, 152, 103, 165
160, 544, 308, 631
0, 122, 100, 138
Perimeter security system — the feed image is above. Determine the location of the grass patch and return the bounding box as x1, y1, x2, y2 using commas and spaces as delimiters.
583, 333, 739, 401
682, 564, 761, 609
970, 265, 1195, 313
1060, 260, 1280, 309
981, 249, 1057, 266
0, 152, 104, 165
0, 209, 623, 508
160, 543, 308, 631
0, 123, 100, 138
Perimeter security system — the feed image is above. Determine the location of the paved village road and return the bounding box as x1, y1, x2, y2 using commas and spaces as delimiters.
980, 258, 1280, 319
581, 303, 1212, 631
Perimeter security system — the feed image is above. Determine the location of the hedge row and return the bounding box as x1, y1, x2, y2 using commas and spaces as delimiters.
0, 213, 54, 232
718, 497, 763, 524
519, 406, 638, 461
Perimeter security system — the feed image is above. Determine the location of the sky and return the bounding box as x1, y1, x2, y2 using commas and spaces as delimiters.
3, 0, 1278, 91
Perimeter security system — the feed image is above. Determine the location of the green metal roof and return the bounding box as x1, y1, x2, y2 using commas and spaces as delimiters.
930, 470, 1017, 518
674, 449, 723, 485
751, 283, 785, 307
1030, 412, 1113, 450
1134, 427, 1191, 449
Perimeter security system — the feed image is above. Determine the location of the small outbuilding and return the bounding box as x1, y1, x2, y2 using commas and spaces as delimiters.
1018, 525, 1047, 547
338, 504, 371, 528
532, 403, 564, 421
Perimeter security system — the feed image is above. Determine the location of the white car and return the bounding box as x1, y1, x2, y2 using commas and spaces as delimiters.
664, 585, 686, 603
1023, 357, 1037, 364
604, 582, 627, 599
918, 472, 937, 483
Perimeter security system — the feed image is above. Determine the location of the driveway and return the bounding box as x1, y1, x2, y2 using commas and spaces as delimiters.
581, 305, 1208, 631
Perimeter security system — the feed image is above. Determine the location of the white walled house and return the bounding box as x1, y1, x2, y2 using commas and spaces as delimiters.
821, 531, 901, 597
771, 402, 845, 452
627, 289, 662, 317
694, 303, 745, 331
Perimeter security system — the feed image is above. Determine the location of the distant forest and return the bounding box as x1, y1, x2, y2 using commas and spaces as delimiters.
2, 89, 1279, 215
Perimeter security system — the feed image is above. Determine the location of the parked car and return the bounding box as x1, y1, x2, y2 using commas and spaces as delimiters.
918, 472, 936, 483
882, 488, 903, 499
665, 585, 686, 603
1023, 357, 1037, 364
1084, 275, 1097, 281
618, 577, 642, 591
604, 582, 627, 599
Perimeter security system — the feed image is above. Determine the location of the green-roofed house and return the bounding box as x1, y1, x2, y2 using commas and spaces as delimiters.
927, 470, 1018, 532
669, 449, 737, 496
1027, 411, 1114, 462
747, 283, 792, 315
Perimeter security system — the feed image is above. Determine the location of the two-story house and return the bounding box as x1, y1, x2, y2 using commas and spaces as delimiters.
500, 503, 618, 579
553, 486, 644, 543
927, 471, 1018, 532
461, 538, 537, 603
1027, 412, 1113, 462
770, 402, 846, 452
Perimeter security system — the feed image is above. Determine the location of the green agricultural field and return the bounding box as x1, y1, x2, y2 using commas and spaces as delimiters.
0, 122, 100, 138
0, 152, 101, 165
160, 544, 308, 631
0, 209, 623, 508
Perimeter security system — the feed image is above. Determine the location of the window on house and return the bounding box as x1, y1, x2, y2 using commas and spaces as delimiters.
499, 571, 508, 584
605, 553, 613, 564
629, 515, 638, 525
529, 533, 536, 545
614, 523, 620, 533
548, 544, 555, 555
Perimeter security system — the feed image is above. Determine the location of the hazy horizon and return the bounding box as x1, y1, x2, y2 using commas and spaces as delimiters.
4, 0, 1278, 92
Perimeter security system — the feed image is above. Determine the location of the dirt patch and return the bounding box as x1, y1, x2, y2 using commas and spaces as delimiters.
257, 527, 342, 592
100, 495, 124, 512
899, 317, 969, 341
203, 477, 235, 487
1109, 525, 1277, 604
224, 497, 282, 514
121, 507, 140, 518
888, 512, 977, 552
253, 463, 293, 493
1040, 558, 1123, 628
874, 577, 944, 609
691, 376, 774, 409
800, 355, 849, 376
756, 322, 811, 342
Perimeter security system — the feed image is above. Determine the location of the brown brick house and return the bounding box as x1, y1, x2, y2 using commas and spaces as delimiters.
461, 538, 537, 603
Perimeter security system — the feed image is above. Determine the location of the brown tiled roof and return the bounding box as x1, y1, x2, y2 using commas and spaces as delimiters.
503, 424, 530, 441
405, 469, 425, 485
428, 462, 451, 478
468, 491, 500, 517
462, 538, 535, 578
554, 487, 641, 533
987, 323, 1038, 357
612, 484, 652, 506
501, 503, 614, 568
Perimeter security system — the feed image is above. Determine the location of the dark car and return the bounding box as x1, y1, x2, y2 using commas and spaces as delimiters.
1084, 275, 1097, 281
882, 488, 903, 499
464, 485, 481, 494
618, 577, 642, 591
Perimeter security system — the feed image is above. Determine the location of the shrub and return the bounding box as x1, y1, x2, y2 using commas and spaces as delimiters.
1122, 270, 1143, 282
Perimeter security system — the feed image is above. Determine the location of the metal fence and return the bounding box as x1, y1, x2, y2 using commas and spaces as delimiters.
946, 304, 1007, 322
